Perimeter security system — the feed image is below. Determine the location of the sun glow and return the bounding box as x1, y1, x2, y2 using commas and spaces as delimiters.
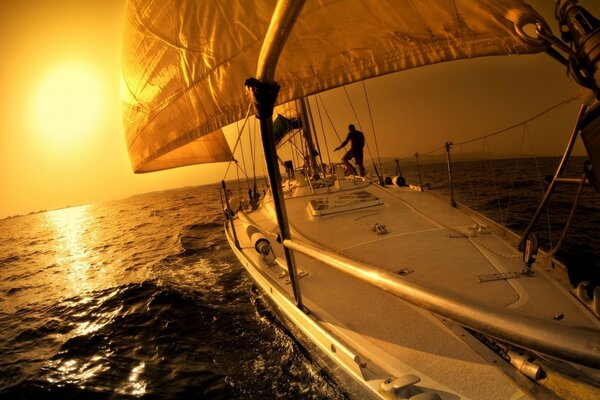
32, 63, 105, 145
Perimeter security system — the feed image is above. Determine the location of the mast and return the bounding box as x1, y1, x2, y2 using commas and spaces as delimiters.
299, 98, 320, 179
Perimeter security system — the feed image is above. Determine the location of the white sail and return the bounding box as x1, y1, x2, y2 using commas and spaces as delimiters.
122, 0, 546, 172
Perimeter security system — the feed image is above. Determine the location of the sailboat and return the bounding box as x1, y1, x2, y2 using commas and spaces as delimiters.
121, 1, 600, 398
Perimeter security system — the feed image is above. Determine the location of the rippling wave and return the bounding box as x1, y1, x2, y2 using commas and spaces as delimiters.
0, 185, 345, 399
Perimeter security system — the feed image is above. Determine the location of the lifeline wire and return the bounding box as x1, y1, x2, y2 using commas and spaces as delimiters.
317, 94, 343, 143
420, 96, 579, 155
314, 95, 332, 166
362, 81, 383, 172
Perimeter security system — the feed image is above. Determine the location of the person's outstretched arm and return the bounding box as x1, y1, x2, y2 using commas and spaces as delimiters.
335, 134, 350, 151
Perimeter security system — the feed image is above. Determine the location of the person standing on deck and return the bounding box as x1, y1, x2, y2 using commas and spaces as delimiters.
334, 124, 366, 176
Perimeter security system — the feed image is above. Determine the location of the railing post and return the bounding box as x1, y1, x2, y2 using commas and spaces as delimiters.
445, 142, 457, 207
414, 153, 424, 191
221, 180, 240, 249
518, 104, 587, 249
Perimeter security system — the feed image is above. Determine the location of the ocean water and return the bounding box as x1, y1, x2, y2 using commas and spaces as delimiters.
1, 156, 599, 399
0, 187, 345, 399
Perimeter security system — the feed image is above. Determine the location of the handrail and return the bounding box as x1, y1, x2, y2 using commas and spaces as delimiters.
283, 237, 600, 369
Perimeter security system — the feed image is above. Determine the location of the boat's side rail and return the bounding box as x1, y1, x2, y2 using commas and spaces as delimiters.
283, 238, 600, 369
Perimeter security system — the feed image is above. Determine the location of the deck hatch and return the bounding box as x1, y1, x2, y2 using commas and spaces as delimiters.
308, 190, 383, 216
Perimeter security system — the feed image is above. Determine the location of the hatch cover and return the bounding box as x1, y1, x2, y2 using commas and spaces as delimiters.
308, 190, 383, 216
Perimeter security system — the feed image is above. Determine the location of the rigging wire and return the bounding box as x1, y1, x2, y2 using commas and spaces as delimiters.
314, 95, 332, 167
292, 128, 298, 170
251, 117, 257, 179
343, 86, 377, 165
524, 124, 555, 248
235, 159, 243, 196
504, 125, 528, 226
222, 105, 253, 180
483, 138, 507, 227
317, 94, 343, 142
226, 106, 259, 201
317, 93, 347, 172
455, 97, 579, 146
297, 100, 305, 171
425, 143, 448, 155
362, 81, 383, 173
420, 96, 579, 155
236, 119, 252, 192
304, 97, 326, 176
414, 97, 579, 248
283, 100, 299, 172
457, 143, 479, 212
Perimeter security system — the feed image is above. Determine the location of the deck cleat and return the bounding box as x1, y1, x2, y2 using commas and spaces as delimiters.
371, 223, 388, 235
379, 374, 441, 399
380, 374, 420, 399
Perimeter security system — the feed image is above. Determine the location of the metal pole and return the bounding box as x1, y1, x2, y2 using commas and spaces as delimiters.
415, 153, 424, 191
304, 97, 326, 178
245, 0, 307, 309
256, 0, 307, 82
300, 98, 320, 179
551, 171, 587, 255
283, 237, 600, 369
445, 142, 457, 207
256, 96, 303, 308
518, 104, 587, 248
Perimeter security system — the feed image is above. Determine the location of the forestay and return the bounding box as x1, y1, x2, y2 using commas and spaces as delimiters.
122, 0, 547, 173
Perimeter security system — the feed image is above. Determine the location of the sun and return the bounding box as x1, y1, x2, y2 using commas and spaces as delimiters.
32, 63, 105, 145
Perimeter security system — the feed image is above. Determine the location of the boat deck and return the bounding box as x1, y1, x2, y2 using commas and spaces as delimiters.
231, 180, 600, 399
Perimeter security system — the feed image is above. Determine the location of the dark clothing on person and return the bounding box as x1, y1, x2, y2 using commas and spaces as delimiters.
336, 126, 366, 176
343, 148, 363, 166
339, 129, 365, 154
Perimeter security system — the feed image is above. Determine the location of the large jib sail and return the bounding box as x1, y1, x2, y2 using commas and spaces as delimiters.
121, 0, 547, 173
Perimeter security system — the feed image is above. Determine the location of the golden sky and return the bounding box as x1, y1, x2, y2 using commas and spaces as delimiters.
0, 0, 228, 218
1, 0, 599, 218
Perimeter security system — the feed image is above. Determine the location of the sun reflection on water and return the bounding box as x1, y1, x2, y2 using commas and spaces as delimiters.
121, 361, 147, 396
44, 206, 115, 389
45, 205, 97, 296
47, 355, 112, 388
